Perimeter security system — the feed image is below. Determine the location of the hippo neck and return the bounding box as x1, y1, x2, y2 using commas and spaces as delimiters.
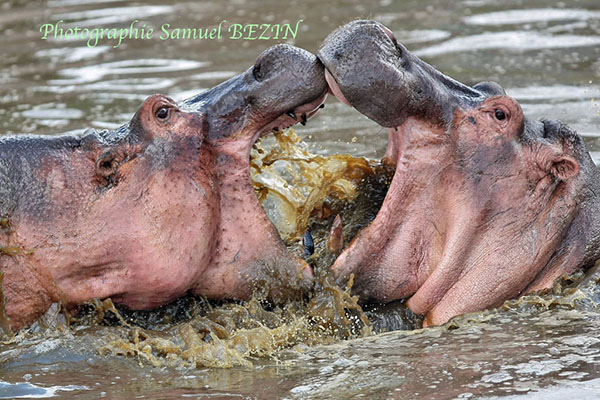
581, 164, 600, 265
192, 131, 294, 298
0, 131, 101, 220
0, 132, 105, 330
342, 118, 454, 300
525, 157, 600, 292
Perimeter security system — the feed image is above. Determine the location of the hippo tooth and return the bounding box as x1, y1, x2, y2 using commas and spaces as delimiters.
286, 111, 297, 120
302, 229, 315, 258
300, 113, 307, 125
327, 214, 344, 255
319, 104, 325, 109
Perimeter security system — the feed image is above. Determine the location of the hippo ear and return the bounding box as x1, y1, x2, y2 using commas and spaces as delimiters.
94, 148, 127, 184
550, 156, 579, 181
473, 81, 506, 97
534, 144, 580, 182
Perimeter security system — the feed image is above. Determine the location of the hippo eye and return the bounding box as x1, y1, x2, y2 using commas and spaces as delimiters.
494, 109, 506, 121
155, 106, 170, 121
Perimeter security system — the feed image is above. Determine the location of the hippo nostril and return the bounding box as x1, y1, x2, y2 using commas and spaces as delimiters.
380, 25, 397, 44
380, 24, 402, 55
252, 63, 265, 81
155, 106, 170, 121
494, 109, 506, 121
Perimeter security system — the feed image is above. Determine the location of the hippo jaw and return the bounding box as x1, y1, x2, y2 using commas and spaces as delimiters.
181, 44, 328, 301
319, 20, 600, 326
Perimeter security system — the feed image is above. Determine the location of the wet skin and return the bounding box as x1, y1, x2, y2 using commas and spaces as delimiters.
318, 20, 600, 326
0, 44, 327, 331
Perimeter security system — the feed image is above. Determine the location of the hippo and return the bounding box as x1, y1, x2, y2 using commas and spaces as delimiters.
0, 44, 327, 332
318, 20, 600, 327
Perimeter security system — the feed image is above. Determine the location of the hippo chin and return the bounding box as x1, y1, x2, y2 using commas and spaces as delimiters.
1, 44, 327, 331
318, 20, 600, 327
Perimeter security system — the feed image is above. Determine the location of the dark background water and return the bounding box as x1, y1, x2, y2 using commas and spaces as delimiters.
1, 0, 600, 398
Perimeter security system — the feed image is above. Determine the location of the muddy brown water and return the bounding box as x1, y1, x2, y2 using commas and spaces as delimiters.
1, 0, 600, 398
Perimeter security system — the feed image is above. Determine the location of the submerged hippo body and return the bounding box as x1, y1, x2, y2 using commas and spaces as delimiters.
1, 44, 327, 331
319, 20, 600, 326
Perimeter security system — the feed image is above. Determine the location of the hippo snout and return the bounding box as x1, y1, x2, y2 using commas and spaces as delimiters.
319, 19, 487, 128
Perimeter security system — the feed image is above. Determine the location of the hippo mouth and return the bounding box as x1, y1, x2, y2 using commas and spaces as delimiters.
258, 89, 328, 136
324, 70, 351, 107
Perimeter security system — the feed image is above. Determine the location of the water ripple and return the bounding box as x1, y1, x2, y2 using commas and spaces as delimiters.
49, 59, 208, 85
54, 6, 173, 27
464, 8, 600, 26
21, 108, 84, 120
35, 46, 110, 63
190, 71, 238, 80
507, 85, 600, 102
0, 380, 90, 399
416, 31, 600, 57
37, 78, 178, 94
394, 29, 451, 44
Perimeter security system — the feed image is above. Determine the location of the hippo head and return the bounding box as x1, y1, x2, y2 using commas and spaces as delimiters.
183, 44, 328, 139
318, 20, 600, 326
1, 93, 219, 330
1, 44, 327, 330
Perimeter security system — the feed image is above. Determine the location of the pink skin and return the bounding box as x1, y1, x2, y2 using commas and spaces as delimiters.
193, 93, 326, 299
319, 19, 600, 327
330, 93, 582, 327
1, 91, 325, 331
3, 95, 218, 329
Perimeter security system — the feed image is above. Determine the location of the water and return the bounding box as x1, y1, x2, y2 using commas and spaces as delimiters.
1, 0, 600, 398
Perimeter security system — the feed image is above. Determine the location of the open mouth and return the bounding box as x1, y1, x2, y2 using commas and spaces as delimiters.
324, 69, 352, 107
258, 89, 329, 136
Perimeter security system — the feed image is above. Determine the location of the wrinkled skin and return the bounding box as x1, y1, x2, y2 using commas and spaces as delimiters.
319, 20, 600, 326
1, 44, 327, 331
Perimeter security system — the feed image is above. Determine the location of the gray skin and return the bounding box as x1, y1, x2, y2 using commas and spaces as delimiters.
318, 20, 600, 326
0, 44, 326, 331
